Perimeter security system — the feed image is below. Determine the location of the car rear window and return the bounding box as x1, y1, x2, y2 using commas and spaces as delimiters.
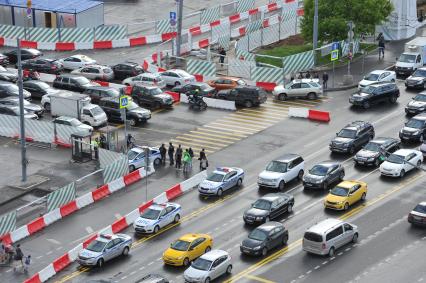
304, 232, 322, 242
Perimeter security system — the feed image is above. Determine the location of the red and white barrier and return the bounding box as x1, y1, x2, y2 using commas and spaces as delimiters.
23, 171, 207, 283
288, 107, 331, 122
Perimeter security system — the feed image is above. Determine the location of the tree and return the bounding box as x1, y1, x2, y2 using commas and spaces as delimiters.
301, 0, 393, 43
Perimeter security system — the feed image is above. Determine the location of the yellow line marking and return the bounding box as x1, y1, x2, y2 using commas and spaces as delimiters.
215, 119, 267, 130
209, 122, 261, 133
175, 135, 232, 146
266, 100, 318, 107
256, 107, 290, 114
170, 139, 221, 150
224, 117, 274, 127
229, 114, 280, 124
188, 130, 242, 141
204, 125, 255, 135
244, 275, 277, 283
261, 104, 291, 111
237, 109, 288, 118
181, 133, 236, 144
196, 127, 248, 138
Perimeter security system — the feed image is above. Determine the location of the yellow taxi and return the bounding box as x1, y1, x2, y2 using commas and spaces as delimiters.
162, 233, 213, 266
324, 180, 367, 211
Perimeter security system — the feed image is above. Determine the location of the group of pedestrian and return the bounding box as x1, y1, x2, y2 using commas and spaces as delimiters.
159, 143, 208, 171
290, 70, 329, 89
0, 244, 31, 272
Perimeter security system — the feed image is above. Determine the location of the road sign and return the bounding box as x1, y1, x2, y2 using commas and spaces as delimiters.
331, 49, 339, 61
119, 96, 129, 109
26, 8, 31, 19
331, 42, 339, 51
170, 18, 176, 26
170, 11, 176, 20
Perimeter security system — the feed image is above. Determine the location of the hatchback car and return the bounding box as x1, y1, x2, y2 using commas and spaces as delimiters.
112, 62, 144, 80
0, 82, 31, 99
5, 48, 42, 63
272, 79, 323, 100
0, 105, 37, 119
379, 149, 423, 177
123, 73, 166, 88
184, 250, 232, 283
58, 54, 96, 70
0, 97, 44, 117
163, 234, 213, 266
405, 92, 426, 116
217, 86, 267, 108
21, 58, 63, 74
83, 86, 121, 104
53, 116, 93, 134
23, 80, 58, 99
198, 167, 244, 197
207, 77, 247, 91
349, 82, 399, 109
243, 193, 294, 225
128, 146, 162, 171
159, 69, 195, 87
405, 67, 426, 89
399, 113, 426, 143
354, 137, 400, 167
329, 121, 375, 154
133, 202, 181, 234
77, 233, 132, 267
358, 70, 396, 89
324, 180, 367, 211
0, 66, 18, 83
240, 222, 288, 256
408, 202, 426, 227
71, 64, 114, 81
303, 161, 345, 190
258, 154, 304, 190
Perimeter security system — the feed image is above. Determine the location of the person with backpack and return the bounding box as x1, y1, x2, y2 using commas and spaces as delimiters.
377, 33, 385, 60
200, 156, 208, 171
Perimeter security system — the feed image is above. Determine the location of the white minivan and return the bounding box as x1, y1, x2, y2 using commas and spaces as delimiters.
303, 218, 358, 257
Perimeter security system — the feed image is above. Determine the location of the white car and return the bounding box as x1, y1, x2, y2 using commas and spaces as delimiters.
71, 64, 114, 81
184, 250, 232, 283
53, 116, 93, 134
258, 154, 304, 190
272, 79, 323, 100
122, 73, 166, 88
358, 70, 396, 89
159, 69, 195, 87
133, 202, 181, 234
58, 54, 96, 70
379, 149, 423, 177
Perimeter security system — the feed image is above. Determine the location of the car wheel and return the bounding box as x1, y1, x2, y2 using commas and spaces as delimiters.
237, 178, 243, 187
352, 233, 359, 243
420, 135, 424, 143
328, 247, 335, 257
417, 160, 422, 167
128, 118, 137, 127
204, 277, 211, 283
374, 158, 380, 167
349, 146, 355, 154
339, 171, 345, 181
363, 101, 370, 109
154, 102, 161, 109
226, 264, 233, 274
344, 202, 349, 211
122, 246, 129, 256
298, 170, 304, 180
217, 188, 223, 197
244, 100, 253, 108
205, 246, 211, 253
400, 169, 405, 178
389, 95, 397, 103
307, 92, 317, 100
279, 93, 287, 101
97, 258, 104, 268
154, 158, 161, 166
361, 192, 366, 201
153, 225, 160, 234
322, 181, 328, 190
278, 180, 285, 191
44, 103, 51, 111
282, 234, 289, 245
183, 257, 190, 266
262, 247, 268, 256
174, 81, 181, 87
129, 165, 135, 172
174, 214, 180, 223
287, 203, 293, 213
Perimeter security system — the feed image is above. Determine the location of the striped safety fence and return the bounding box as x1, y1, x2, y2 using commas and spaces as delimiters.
236, 48, 256, 61
187, 59, 216, 78
0, 211, 17, 236
60, 27, 94, 42
237, 0, 255, 13
47, 182, 76, 212
23, 171, 207, 283
288, 107, 331, 122
201, 5, 221, 25
282, 50, 315, 75
95, 25, 127, 41
156, 19, 171, 34
217, 35, 231, 50
102, 156, 129, 184
251, 66, 284, 84
99, 148, 127, 169
27, 27, 58, 42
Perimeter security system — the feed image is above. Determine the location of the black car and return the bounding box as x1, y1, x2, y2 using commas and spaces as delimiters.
216, 86, 267, 108
405, 92, 426, 116
0, 82, 31, 99
399, 113, 426, 143
53, 74, 98, 93
0, 66, 18, 83
23, 80, 58, 99
20, 58, 63, 74
131, 85, 173, 109
329, 121, 375, 154
135, 274, 169, 283
243, 193, 294, 225
5, 48, 43, 63
303, 161, 345, 190
349, 82, 399, 109
112, 62, 144, 80
0, 105, 37, 119
0, 53, 9, 67
240, 222, 288, 256
172, 82, 216, 97
0, 97, 44, 117
405, 67, 426, 89
354, 137, 400, 167
98, 97, 151, 126
83, 86, 121, 104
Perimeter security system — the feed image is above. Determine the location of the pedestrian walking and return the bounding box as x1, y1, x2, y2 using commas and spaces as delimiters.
13, 244, 23, 272
198, 149, 207, 170
91, 138, 99, 160
159, 144, 167, 165
305, 70, 311, 79
200, 156, 208, 171
322, 72, 329, 89
183, 149, 192, 173
378, 34, 385, 60
99, 133, 107, 149
23, 255, 31, 273
168, 142, 175, 166
219, 47, 226, 66
175, 145, 183, 169
188, 148, 194, 170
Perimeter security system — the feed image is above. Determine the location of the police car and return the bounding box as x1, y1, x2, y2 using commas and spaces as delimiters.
133, 202, 181, 234
77, 234, 132, 267
198, 167, 244, 197
128, 146, 162, 171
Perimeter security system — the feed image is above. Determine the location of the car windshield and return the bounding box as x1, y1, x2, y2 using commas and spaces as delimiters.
199, 84, 210, 90
81, 56, 93, 62
413, 204, 426, 214
127, 101, 140, 110
248, 229, 268, 241
363, 142, 381, 152
75, 77, 90, 85
330, 186, 349, 197
127, 150, 141, 160
140, 208, 161, 220
148, 88, 163, 95
309, 165, 328, 176
191, 258, 212, 271
414, 94, 426, 102
406, 119, 425, 129
399, 54, 416, 63
252, 199, 271, 210
386, 154, 405, 164
86, 240, 107, 252
364, 73, 380, 81
4, 84, 18, 92
106, 89, 120, 97
70, 119, 83, 126
35, 82, 50, 90
171, 240, 190, 251
361, 86, 377, 94
90, 106, 104, 115
337, 129, 356, 139
266, 161, 287, 173
412, 69, 426, 77
206, 173, 224, 182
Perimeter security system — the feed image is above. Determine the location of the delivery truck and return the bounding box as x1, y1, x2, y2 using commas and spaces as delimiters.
50, 92, 107, 127
395, 36, 426, 76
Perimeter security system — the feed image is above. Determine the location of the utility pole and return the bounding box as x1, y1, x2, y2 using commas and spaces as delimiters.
17, 39, 27, 182
176, 0, 184, 65
313, 0, 319, 49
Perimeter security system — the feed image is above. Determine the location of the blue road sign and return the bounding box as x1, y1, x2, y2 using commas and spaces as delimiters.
170, 18, 176, 26
120, 96, 129, 109
170, 11, 176, 20
332, 42, 339, 51
331, 49, 339, 61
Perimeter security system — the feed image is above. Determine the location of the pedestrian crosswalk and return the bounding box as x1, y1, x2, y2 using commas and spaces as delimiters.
168, 97, 328, 154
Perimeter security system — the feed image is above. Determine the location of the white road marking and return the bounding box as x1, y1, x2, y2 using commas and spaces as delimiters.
314, 265, 320, 270
298, 275, 305, 279
322, 261, 328, 265
85, 226, 94, 234
337, 252, 343, 256
115, 213, 122, 219
345, 247, 351, 252
306, 270, 312, 274
121, 276, 127, 280
36, 256, 43, 259
330, 256, 336, 261
46, 238, 61, 245
130, 271, 136, 275
46, 251, 53, 255
139, 266, 145, 270
56, 247, 63, 251
148, 261, 154, 266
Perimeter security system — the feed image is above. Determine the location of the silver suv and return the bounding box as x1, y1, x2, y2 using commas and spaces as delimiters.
272, 79, 323, 100
258, 154, 304, 190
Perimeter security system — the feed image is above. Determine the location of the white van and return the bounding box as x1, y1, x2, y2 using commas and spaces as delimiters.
302, 218, 358, 257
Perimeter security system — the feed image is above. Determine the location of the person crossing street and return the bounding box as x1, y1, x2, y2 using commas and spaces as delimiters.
175, 144, 183, 169
168, 142, 175, 166
159, 144, 167, 165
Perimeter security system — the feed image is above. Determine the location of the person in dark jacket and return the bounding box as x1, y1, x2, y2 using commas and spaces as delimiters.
175, 144, 183, 169
168, 142, 175, 166
188, 147, 194, 158
378, 34, 385, 60
13, 244, 23, 272
322, 72, 329, 89
198, 149, 207, 170
219, 48, 226, 65
159, 144, 167, 165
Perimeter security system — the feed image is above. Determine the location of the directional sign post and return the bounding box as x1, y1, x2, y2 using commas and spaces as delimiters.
170, 11, 176, 26
120, 96, 129, 152
330, 42, 339, 88
26, 0, 32, 19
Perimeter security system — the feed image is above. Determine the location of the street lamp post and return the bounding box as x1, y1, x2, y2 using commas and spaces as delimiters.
176, 0, 184, 65
313, 0, 319, 49
17, 39, 27, 182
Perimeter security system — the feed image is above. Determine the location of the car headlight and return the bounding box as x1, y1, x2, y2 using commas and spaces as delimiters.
271, 179, 278, 182
367, 157, 375, 161
414, 130, 421, 135
253, 246, 262, 250
256, 217, 264, 221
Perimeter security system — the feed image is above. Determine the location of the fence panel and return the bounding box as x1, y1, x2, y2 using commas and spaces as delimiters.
236, 48, 255, 61
25, 119, 54, 144
95, 25, 127, 40
237, 0, 255, 13
99, 148, 127, 169
0, 211, 17, 236
0, 115, 20, 138
282, 50, 315, 75
280, 18, 297, 40
228, 58, 255, 79
156, 19, 171, 34
221, 1, 237, 17
201, 6, 221, 25
47, 182, 76, 212
248, 29, 262, 51
212, 22, 230, 43
236, 35, 249, 51
187, 59, 216, 77
0, 25, 25, 39
103, 156, 129, 184
251, 66, 284, 84
27, 27, 58, 42
55, 124, 82, 145
246, 19, 263, 33
218, 35, 231, 50
262, 24, 279, 46
60, 27, 94, 42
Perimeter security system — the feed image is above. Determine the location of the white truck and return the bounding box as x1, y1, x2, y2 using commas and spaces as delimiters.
395, 36, 426, 76
50, 92, 107, 127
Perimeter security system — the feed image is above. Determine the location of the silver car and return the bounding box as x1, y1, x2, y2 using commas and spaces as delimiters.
71, 64, 114, 81
272, 79, 323, 100
184, 250, 232, 283
122, 73, 166, 89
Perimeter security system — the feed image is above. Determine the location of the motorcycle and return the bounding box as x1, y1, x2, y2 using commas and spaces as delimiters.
187, 93, 207, 110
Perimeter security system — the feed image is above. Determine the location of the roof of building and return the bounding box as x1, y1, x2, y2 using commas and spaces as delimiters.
0, 0, 103, 14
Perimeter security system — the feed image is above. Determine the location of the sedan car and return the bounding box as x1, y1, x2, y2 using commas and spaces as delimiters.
53, 116, 93, 134
5, 48, 43, 63
303, 161, 345, 190
0, 53, 9, 66
133, 202, 181, 234
0, 97, 44, 117
112, 62, 144, 80
349, 82, 399, 109
272, 79, 323, 100
405, 67, 426, 89
399, 113, 426, 143
358, 70, 396, 89
77, 233, 132, 267
240, 222, 288, 256
207, 77, 247, 91
23, 80, 58, 99
405, 92, 426, 116
198, 167, 244, 197
243, 193, 294, 225
59, 54, 96, 70
123, 73, 166, 88
408, 202, 426, 227
324, 180, 368, 211
379, 149, 423, 178
163, 234, 213, 266
0, 105, 37, 119
0, 66, 18, 83
354, 137, 400, 167
171, 82, 216, 97
71, 64, 114, 81
184, 250, 232, 283
127, 146, 162, 171
159, 69, 195, 87
0, 82, 31, 99
20, 58, 63, 74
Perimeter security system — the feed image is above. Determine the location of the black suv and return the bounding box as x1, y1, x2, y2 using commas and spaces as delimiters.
399, 113, 426, 143
349, 82, 399, 109
354, 137, 400, 166
111, 62, 144, 80
83, 86, 121, 104
98, 97, 151, 126
405, 91, 426, 116
243, 193, 294, 225
405, 67, 426, 89
130, 85, 173, 109
216, 86, 267, 108
329, 121, 375, 154
171, 82, 216, 97
53, 74, 98, 92
20, 58, 64, 74
303, 161, 345, 190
